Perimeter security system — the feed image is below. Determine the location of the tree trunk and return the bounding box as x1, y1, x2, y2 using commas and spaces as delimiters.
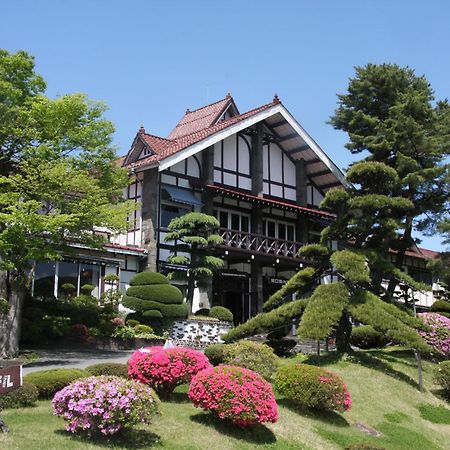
414, 350, 424, 392
186, 275, 195, 316
0, 273, 27, 358
335, 310, 352, 353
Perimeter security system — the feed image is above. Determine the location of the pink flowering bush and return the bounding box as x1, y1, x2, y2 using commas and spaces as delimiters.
418, 313, 450, 357
275, 364, 352, 413
128, 346, 211, 396
52, 375, 159, 435
189, 365, 278, 426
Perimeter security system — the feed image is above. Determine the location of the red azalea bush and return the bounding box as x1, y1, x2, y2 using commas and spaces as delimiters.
128, 346, 211, 396
275, 364, 352, 412
70, 324, 89, 342
418, 313, 450, 357
188, 365, 278, 426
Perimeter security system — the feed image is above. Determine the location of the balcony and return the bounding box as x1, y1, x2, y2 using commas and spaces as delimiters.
218, 228, 303, 261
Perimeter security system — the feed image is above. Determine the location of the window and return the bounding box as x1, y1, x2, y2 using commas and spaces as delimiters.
216, 209, 251, 233
34, 262, 56, 298
262, 219, 296, 241
80, 264, 101, 297
57, 262, 78, 297
160, 204, 190, 228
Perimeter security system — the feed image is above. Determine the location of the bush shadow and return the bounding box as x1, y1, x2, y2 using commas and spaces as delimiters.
167, 391, 191, 403
277, 398, 350, 427
54, 428, 161, 448
190, 412, 277, 444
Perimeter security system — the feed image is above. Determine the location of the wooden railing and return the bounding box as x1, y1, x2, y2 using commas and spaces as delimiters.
218, 228, 303, 259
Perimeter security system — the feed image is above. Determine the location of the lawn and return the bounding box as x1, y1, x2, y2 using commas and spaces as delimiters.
1, 348, 449, 449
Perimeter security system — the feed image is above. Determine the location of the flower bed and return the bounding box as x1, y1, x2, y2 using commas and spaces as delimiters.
418, 313, 450, 356
52, 375, 159, 435
128, 346, 211, 396
188, 365, 278, 426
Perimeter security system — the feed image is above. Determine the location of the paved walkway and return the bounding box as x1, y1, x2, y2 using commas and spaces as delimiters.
22, 348, 134, 374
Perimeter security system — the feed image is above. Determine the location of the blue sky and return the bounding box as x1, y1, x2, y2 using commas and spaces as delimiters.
1, 0, 449, 250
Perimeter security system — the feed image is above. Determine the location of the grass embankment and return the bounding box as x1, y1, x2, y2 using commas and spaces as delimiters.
0, 348, 449, 449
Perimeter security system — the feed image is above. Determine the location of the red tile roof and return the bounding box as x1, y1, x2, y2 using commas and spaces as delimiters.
140, 133, 173, 154
206, 184, 336, 220
127, 100, 277, 169
405, 246, 440, 260
168, 96, 233, 139
104, 243, 146, 253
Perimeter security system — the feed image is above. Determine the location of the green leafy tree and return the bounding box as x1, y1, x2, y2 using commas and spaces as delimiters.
0, 50, 133, 357
164, 212, 224, 313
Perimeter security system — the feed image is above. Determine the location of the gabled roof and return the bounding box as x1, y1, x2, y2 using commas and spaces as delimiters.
168, 94, 238, 139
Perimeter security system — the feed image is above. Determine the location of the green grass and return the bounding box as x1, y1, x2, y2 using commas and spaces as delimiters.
417, 403, 450, 424
1, 348, 449, 449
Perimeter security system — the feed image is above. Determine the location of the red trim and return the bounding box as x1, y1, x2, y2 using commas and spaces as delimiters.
206, 184, 335, 220
104, 243, 146, 253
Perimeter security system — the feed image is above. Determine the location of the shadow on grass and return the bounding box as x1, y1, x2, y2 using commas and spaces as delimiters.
305, 350, 419, 390
190, 412, 277, 444
54, 428, 161, 448
167, 391, 191, 403
277, 398, 350, 427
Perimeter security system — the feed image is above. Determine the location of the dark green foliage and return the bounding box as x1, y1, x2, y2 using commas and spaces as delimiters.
433, 361, 450, 397
0, 382, 38, 409
348, 290, 431, 352
417, 403, 450, 424
123, 272, 187, 321
71, 294, 98, 308
86, 363, 129, 378
61, 283, 76, 295
351, 325, 390, 349
222, 340, 279, 381
223, 298, 308, 342
130, 272, 169, 286
209, 305, 233, 322
298, 283, 349, 340
330, 250, 371, 284
204, 343, 226, 366
134, 324, 154, 334
195, 308, 210, 316
125, 285, 183, 304
126, 319, 140, 327
80, 284, 94, 295
263, 267, 316, 312
24, 369, 89, 398
298, 244, 331, 265
266, 337, 297, 357
431, 300, 450, 313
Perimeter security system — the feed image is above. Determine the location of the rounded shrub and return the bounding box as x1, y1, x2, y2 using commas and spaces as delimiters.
434, 360, 450, 397
80, 284, 95, 295
122, 272, 187, 320
134, 324, 154, 334
275, 364, 352, 412
210, 306, 233, 322
189, 365, 278, 426
204, 343, 226, 366
70, 323, 89, 342
195, 308, 211, 317
126, 319, 140, 327
350, 325, 389, 349
52, 375, 159, 435
128, 346, 211, 397
418, 313, 450, 356
86, 363, 129, 379
223, 340, 279, 381
431, 300, 450, 314
24, 368, 89, 399
0, 382, 39, 409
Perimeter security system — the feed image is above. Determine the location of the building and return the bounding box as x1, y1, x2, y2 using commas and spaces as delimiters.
32, 94, 441, 319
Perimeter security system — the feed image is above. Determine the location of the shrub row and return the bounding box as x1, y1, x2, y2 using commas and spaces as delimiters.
193, 305, 234, 322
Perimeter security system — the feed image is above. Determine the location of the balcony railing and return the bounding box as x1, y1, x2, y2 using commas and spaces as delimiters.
218, 228, 303, 259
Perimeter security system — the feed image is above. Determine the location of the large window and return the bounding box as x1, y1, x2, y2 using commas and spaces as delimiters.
214, 209, 251, 232
33, 262, 57, 298
57, 262, 79, 298
262, 219, 295, 241
160, 204, 191, 228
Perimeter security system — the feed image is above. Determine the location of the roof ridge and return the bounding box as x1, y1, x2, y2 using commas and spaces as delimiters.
143, 132, 172, 142
185, 95, 230, 115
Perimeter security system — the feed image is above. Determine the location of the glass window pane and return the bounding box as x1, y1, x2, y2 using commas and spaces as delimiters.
287, 225, 295, 242
80, 264, 100, 298
241, 216, 249, 232
34, 262, 56, 299
219, 211, 228, 228
161, 205, 186, 228
231, 214, 240, 230
267, 221, 276, 238
57, 262, 79, 298
278, 223, 286, 240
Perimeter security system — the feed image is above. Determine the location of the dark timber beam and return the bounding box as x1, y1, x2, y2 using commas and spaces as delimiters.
277, 132, 298, 142
286, 144, 310, 155
305, 157, 321, 166
310, 169, 332, 178
320, 181, 343, 190
251, 122, 264, 197
270, 119, 286, 128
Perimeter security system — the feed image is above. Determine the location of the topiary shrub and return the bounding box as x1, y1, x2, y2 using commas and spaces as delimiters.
189, 365, 278, 426
434, 360, 450, 398
126, 319, 140, 327
418, 313, 450, 356
210, 306, 233, 322
86, 363, 129, 379
52, 375, 159, 435
0, 382, 39, 409
128, 346, 211, 397
204, 343, 226, 366
222, 340, 279, 381
122, 272, 188, 321
134, 324, 154, 334
195, 308, 211, 317
266, 338, 297, 357
431, 300, 450, 314
350, 325, 390, 349
80, 284, 95, 295
24, 369, 89, 399
275, 364, 352, 413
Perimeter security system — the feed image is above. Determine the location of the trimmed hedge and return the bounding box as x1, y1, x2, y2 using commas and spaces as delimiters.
86, 363, 129, 379
142, 309, 163, 319
24, 369, 89, 399
134, 324, 154, 334
431, 300, 450, 314
204, 343, 226, 366
195, 308, 211, 317
351, 325, 389, 349
126, 285, 183, 304
130, 272, 169, 286
0, 382, 39, 409
210, 306, 233, 322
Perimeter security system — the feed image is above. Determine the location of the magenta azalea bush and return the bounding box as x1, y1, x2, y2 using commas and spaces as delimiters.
128, 346, 211, 396
275, 364, 352, 413
419, 313, 450, 357
52, 375, 159, 435
189, 365, 278, 426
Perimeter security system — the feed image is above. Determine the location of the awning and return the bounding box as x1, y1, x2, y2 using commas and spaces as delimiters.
162, 185, 202, 206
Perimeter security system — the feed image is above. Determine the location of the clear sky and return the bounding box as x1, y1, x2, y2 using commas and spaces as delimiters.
1, 0, 449, 250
